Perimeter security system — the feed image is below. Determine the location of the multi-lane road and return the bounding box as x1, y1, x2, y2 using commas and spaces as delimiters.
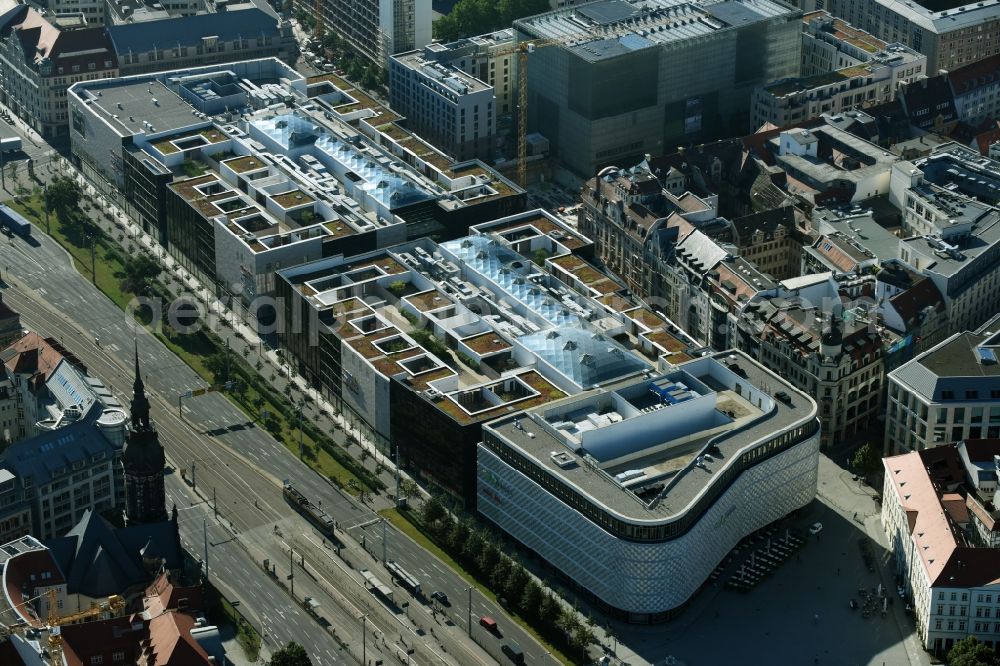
1, 209, 555, 664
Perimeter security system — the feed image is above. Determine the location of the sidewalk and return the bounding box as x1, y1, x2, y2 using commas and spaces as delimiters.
66, 169, 415, 503
816, 456, 931, 666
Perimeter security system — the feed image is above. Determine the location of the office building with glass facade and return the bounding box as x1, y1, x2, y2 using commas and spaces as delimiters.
514, 0, 802, 176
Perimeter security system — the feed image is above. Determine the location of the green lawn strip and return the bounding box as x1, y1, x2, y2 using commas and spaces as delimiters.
11, 196, 377, 493
379, 508, 574, 666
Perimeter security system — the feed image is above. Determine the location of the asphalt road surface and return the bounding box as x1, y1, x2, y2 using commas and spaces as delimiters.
0, 213, 533, 665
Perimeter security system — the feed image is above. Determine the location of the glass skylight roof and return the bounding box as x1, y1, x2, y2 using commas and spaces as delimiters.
519, 328, 651, 389
438, 234, 650, 389
441, 235, 587, 329
250, 113, 433, 209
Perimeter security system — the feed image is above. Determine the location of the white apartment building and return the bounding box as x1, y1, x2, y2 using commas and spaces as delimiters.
479, 352, 820, 622
0, 356, 127, 542
733, 276, 887, 450
885, 326, 1000, 455
421, 29, 515, 115
389, 51, 496, 162
883, 442, 1000, 656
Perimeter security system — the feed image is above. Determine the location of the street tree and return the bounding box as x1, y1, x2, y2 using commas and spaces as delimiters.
117, 254, 162, 297
557, 608, 580, 638
347, 57, 365, 82
44, 176, 81, 220
269, 642, 313, 666
475, 541, 500, 575
445, 519, 470, 552
361, 64, 382, 91
537, 593, 560, 628
204, 351, 230, 384
433, 0, 549, 41
851, 442, 882, 478
519, 579, 543, 618
420, 494, 446, 525
570, 624, 594, 659
489, 556, 513, 591
399, 477, 419, 500
462, 528, 486, 562
948, 637, 1000, 666
504, 563, 529, 600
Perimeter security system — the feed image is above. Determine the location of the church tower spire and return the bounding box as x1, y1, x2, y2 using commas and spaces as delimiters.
130, 341, 151, 429
123, 342, 167, 525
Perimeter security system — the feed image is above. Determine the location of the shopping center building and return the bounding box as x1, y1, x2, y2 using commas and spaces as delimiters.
478, 351, 821, 621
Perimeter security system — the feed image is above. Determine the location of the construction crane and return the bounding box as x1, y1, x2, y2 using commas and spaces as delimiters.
492, 39, 554, 188
46, 590, 125, 666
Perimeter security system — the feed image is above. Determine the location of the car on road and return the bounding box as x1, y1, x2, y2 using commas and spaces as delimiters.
430, 591, 449, 606
809, 522, 823, 535
479, 615, 498, 633
502, 642, 525, 664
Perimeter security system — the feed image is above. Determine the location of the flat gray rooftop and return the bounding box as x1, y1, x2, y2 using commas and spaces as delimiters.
901, 212, 1000, 278
392, 52, 491, 93
486, 351, 816, 523
78, 79, 201, 137
919, 332, 1000, 377
815, 212, 901, 262
516, 0, 796, 62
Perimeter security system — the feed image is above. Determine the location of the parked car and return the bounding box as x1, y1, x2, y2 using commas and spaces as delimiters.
430, 591, 450, 606
809, 522, 823, 535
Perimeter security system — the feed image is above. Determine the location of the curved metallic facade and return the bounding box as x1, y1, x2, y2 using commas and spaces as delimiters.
477, 430, 819, 621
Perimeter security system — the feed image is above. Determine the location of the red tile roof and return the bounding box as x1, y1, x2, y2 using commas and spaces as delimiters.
888, 277, 945, 328
3, 332, 65, 380
959, 439, 1000, 462
144, 572, 202, 616
59, 616, 143, 666
59, 611, 211, 666
974, 126, 1000, 155
144, 612, 211, 665
3, 549, 66, 628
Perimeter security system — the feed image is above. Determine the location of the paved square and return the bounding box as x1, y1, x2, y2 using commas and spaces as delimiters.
611, 456, 933, 666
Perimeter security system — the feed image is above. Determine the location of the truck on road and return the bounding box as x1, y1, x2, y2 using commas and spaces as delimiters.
0, 204, 31, 237
0, 120, 21, 153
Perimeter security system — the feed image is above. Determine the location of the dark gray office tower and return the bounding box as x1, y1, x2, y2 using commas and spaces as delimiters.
515, 0, 802, 176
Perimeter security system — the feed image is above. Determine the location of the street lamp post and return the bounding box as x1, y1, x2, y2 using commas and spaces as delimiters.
258, 616, 267, 664
297, 399, 305, 459
361, 614, 368, 665
203, 519, 209, 581
43, 182, 49, 233
466, 586, 473, 638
